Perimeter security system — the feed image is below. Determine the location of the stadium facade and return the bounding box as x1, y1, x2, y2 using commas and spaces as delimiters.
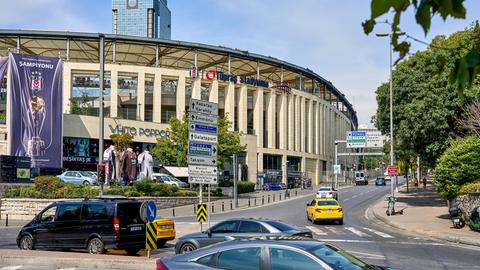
0, 30, 357, 186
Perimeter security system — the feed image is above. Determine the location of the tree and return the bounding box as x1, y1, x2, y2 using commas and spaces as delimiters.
363, 1, 479, 91
70, 93, 91, 115
434, 136, 480, 200
151, 112, 246, 168
110, 133, 133, 153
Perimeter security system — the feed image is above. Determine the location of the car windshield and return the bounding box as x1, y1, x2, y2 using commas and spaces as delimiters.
377, 178, 385, 181
318, 201, 338, 206
309, 244, 373, 270
319, 188, 332, 191
80, 172, 93, 177
265, 220, 297, 232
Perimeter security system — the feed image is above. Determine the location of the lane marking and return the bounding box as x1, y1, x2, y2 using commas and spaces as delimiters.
349, 251, 386, 260
305, 226, 327, 235
56, 268, 77, 270
318, 239, 374, 243
0, 267, 23, 270
345, 227, 371, 237
362, 227, 394, 238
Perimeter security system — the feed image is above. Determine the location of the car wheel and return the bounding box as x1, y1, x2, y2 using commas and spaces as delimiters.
19, 235, 34, 250
179, 242, 197, 253
338, 219, 344, 225
83, 180, 90, 185
157, 240, 166, 247
126, 248, 141, 256
87, 237, 105, 254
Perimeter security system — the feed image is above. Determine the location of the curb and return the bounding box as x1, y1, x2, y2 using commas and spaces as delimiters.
369, 198, 480, 247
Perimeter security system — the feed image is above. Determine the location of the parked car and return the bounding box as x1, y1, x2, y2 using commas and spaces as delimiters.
159, 238, 396, 270
57, 171, 97, 185
17, 196, 146, 255
262, 182, 282, 191
306, 198, 343, 225
375, 177, 386, 186
174, 218, 312, 254
316, 186, 338, 200
152, 173, 189, 188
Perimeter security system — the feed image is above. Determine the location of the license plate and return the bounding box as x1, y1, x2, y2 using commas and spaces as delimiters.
454, 219, 460, 223
130, 226, 142, 232
321, 195, 326, 198
326, 210, 332, 212
160, 225, 169, 229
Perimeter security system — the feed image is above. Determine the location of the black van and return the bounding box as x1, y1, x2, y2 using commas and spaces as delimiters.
16, 196, 146, 255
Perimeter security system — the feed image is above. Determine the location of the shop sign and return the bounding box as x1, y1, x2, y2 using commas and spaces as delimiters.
108, 125, 169, 138
202, 69, 269, 87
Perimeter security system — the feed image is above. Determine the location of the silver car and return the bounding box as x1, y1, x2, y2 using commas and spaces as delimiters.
174, 218, 312, 254
57, 171, 97, 185
159, 238, 396, 270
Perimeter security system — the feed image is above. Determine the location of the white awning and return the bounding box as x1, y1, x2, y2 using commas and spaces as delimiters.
163, 166, 189, 177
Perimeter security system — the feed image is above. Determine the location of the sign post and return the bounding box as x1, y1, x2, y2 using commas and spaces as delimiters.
188, 99, 219, 231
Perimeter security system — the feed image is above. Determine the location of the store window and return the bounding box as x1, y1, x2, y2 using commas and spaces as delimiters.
118, 73, 138, 120
71, 73, 111, 117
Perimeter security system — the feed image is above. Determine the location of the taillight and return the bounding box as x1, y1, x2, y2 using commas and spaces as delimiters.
156, 259, 170, 270
315, 209, 322, 213
113, 217, 120, 234
338, 208, 343, 212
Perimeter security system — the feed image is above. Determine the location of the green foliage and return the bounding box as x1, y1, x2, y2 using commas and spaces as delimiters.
110, 133, 134, 153
70, 93, 91, 115
34, 176, 66, 196
237, 181, 255, 194
211, 188, 223, 197
134, 178, 154, 194
459, 182, 480, 194
364, 0, 478, 91
151, 111, 246, 168
0, 111, 6, 123
174, 189, 199, 197
434, 136, 480, 200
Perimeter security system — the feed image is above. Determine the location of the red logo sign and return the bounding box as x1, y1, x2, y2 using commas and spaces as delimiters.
387, 166, 398, 176
205, 70, 217, 81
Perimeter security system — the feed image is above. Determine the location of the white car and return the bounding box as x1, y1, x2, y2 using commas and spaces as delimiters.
316, 186, 338, 200
152, 173, 189, 188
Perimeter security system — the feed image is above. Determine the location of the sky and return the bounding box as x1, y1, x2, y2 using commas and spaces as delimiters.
1, 0, 478, 126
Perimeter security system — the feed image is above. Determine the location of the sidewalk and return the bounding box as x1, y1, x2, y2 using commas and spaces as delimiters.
370, 179, 480, 247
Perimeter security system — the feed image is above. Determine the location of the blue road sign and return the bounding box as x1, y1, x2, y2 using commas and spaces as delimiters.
146, 201, 157, 222
190, 123, 218, 134
188, 142, 218, 157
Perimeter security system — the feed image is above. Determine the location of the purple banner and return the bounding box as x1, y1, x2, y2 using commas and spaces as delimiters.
9, 53, 63, 168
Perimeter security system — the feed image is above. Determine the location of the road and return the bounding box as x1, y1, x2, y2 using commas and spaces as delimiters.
1, 180, 480, 269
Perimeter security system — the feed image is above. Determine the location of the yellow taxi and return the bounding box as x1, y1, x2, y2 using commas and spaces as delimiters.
153, 218, 176, 247
306, 198, 343, 225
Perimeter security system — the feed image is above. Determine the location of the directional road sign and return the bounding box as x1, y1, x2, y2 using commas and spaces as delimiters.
190, 123, 218, 134
188, 142, 218, 157
190, 131, 218, 144
366, 131, 385, 148
190, 112, 218, 125
197, 204, 207, 223
346, 131, 366, 148
333, 164, 341, 175
146, 201, 157, 222
190, 175, 218, 184
190, 99, 218, 115
188, 156, 217, 166
188, 165, 218, 175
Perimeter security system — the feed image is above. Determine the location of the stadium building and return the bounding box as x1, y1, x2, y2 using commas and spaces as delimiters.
0, 30, 357, 186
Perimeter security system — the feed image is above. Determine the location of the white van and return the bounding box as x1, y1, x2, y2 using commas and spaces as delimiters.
355, 171, 368, 185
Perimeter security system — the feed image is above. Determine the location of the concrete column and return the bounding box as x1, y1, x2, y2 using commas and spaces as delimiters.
253, 87, 264, 148
152, 73, 162, 123
288, 94, 294, 151
238, 84, 248, 133
267, 90, 276, 149
209, 80, 219, 103
295, 95, 301, 152
279, 93, 287, 150
110, 69, 118, 118
176, 75, 186, 119
300, 96, 306, 152
62, 65, 71, 114
137, 72, 145, 121
308, 99, 313, 153
316, 158, 321, 186
316, 102, 320, 155
282, 154, 287, 184
225, 82, 235, 130
321, 104, 325, 156
192, 78, 201, 99
257, 152, 264, 180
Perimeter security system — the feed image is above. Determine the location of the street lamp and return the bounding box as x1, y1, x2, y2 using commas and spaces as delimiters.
376, 31, 405, 213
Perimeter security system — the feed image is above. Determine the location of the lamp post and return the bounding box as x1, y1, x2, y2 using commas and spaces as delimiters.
376, 31, 405, 212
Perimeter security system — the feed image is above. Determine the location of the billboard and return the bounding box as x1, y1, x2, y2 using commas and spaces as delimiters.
9, 53, 63, 168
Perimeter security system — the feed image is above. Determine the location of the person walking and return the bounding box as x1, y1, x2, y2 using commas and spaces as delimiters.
422, 177, 427, 189
414, 177, 419, 188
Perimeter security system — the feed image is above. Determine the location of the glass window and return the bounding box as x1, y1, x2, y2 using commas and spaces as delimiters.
39, 205, 57, 223
118, 74, 138, 120
238, 221, 264, 233
310, 244, 370, 270
71, 73, 111, 117
117, 202, 142, 224
210, 220, 240, 233
65, 172, 74, 177
318, 201, 338, 206
57, 204, 82, 222
319, 187, 332, 191
217, 247, 261, 270
196, 254, 214, 266
264, 221, 296, 232
270, 248, 323, 270
83, 204, 110, 220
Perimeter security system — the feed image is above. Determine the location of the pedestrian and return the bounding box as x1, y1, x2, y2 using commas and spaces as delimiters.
414, 178, 419, 188
423, 177, 427, 189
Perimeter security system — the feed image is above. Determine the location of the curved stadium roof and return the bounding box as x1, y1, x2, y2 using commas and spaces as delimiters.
0, 29, 357, 127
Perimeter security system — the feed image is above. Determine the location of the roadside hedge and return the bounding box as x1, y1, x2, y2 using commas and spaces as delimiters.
237, 181, 255, 194
459, 182, 480, 194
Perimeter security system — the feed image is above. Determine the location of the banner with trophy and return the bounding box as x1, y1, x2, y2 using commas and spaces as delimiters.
9, 53, 63, 168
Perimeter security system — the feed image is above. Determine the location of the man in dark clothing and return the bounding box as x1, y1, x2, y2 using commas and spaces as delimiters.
422, 177, 427, 189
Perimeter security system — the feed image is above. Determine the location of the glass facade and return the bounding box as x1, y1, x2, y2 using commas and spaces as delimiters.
112, 0, 171, 39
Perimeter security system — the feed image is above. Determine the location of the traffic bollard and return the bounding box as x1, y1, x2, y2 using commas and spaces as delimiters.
280, 193, 282, 200
295, 189, 298, 196
254, 198, 257, 206
262, 196, 265, 205
222, 201, 225, 212
172, 206, 175, 217
230, 200, 233, 210
273, 193, 275, 202
212, 203, 215, 213
248, 199, 251, 207
5, 214, 8, 227
268, 195, 270, 203
194, 204, 196, 214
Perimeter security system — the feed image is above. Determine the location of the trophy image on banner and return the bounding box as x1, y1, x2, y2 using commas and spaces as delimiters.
27, 71, 46, 165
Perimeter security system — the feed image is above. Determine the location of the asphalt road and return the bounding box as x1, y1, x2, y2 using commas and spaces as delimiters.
2, 180, 480, 269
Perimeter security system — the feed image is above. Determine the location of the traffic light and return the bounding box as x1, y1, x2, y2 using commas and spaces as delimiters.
98, 163, 106, 185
